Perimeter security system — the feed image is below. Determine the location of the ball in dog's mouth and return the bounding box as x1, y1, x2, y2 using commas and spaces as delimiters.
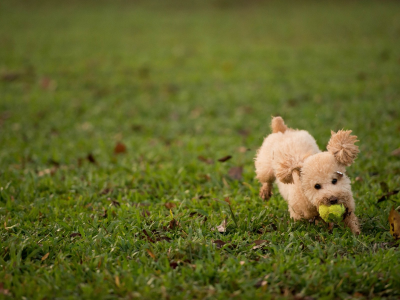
318, 204, 346, 223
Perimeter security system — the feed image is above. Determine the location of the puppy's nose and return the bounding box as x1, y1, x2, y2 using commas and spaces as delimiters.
329, 197, 338, 204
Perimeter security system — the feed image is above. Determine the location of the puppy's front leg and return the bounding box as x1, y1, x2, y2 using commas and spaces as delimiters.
343, 211, 360, 235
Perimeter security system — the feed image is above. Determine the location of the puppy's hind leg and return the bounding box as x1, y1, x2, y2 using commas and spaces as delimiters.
259, 182, 273, 200
256, 167, 275, 200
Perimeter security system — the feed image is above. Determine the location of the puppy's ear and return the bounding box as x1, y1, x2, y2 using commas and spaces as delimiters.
327, 130, 359, 166
274, 151, 304, 184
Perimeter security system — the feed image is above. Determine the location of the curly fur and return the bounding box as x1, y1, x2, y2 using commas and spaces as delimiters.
327, 130, 359, 166
271, 116, 288, 133
254, 117, 360, 234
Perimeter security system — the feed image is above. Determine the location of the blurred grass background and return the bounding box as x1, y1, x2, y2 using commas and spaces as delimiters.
1, 0, 400, 299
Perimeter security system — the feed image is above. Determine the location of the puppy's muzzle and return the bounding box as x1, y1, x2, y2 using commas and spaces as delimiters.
328, 196, 338, 205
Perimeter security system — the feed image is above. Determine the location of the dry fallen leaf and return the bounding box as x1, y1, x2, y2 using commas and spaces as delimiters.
218, 155, 232, 162
254, 280, 267, 289
1, 71, 23, 82
111, 200, 121, 207
169, 261, 179, 269
252, 240, 268, 250
217, 219, 227, 233
41, 252, 49, 261
198, 155, 213, 164
146, 249, 156, 260
389, 207, 400, 240
142, 229, 155, 243
40, 77, 57, 91
37, 167, 57, 177
353, 292, 364, 298
142, 210, 151, 217
378, 190, 399, 203
87, 153, 97, 164
168, 219, 180, 230
213, 240, 226, 248
100, 188, 112, 195
391, 148, 400, 156
115, 276, 120, 287
238, 146, 250, 153
114, 142, 127, 154
0, 283, 11, 296
165, 202, 176, 209
228, 166, 243, 180
70, 233, 82, 238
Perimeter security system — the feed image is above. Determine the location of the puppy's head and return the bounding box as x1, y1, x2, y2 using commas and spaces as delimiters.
276, 130, 359, 209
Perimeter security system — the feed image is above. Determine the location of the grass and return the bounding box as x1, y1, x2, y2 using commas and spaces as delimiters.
1, 0, 400, 299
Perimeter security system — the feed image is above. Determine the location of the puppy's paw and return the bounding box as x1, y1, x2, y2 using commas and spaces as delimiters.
259, 184, 272, 200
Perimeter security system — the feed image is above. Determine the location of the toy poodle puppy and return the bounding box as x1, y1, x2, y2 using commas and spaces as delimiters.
255, 116, 360, 234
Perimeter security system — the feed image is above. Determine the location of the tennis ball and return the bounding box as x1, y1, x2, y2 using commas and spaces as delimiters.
318, 204, 345, 223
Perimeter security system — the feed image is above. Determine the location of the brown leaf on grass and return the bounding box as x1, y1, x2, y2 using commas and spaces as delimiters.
70, 233, 82, 238
169, 261, 179, 269
48, 159, 60, 167
217, 219, 227, 233
102, 209, 108, 218
218, 155, 232, 162
328, 222, 334, 231
224, 197, 231, 205
198, 155, 213, 164
213, 240, 226, 248
114, 142, 127, 154
1, 71, 23, 82
111, 200, 120, 207
41, 252, 49, 261
40, 77, 57, 91
254, 280, 267, 289
168, 219, 180, 230
0, 283, 11, 296
156, 236, 172, 243
389, 207, 400, 240
87, 153, 97, 164
237, 129, 250, 137
378, 190, 399, 203
146, 249, 156, 260
252, 240, 268, 250
142, 229, 155, 243
238, 146, 251, 153
391, 148, 400, 156
100, 188, 112, 195
353, 292, 364, 298
355, 176, 363, 182
254, 240, 268, 245
115, 276, 120, 287
228, 166, 243, 180
165, 202, 176, 209
142, 210, 151, 217
37, 167, 57, 177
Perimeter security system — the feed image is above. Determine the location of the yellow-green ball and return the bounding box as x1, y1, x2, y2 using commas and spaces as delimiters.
318, 204, 345, 223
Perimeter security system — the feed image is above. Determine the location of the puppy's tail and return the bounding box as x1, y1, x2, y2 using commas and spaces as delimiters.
271, 116, 288, 133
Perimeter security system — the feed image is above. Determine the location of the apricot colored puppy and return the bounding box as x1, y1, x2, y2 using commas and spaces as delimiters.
255, 117, 360, 234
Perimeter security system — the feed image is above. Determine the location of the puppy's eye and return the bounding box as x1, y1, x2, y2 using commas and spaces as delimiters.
332, 179, 338, 184
314, 184, 321, 190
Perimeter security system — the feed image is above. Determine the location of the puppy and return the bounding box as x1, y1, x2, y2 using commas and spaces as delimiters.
255, 116, 360, 234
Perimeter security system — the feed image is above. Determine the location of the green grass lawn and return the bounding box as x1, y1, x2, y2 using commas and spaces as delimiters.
1, 0, 400, 299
